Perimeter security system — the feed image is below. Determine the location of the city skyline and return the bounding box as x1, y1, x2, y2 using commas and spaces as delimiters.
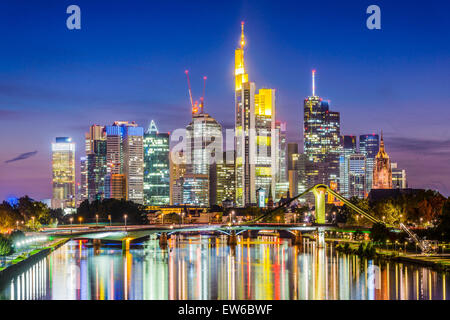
1, 0, 450, 202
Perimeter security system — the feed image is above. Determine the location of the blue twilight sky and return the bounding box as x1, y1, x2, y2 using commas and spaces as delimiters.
0, 0, 449, 201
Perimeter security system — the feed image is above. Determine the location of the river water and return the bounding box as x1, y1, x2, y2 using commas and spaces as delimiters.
0, 235, 448, 300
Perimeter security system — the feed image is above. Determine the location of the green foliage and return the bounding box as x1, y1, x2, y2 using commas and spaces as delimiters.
75, 199, 148, 225
0, 196, 51, 231
434, 200, 450, 241
370, 223, 390, 243
0, 234, 13, 256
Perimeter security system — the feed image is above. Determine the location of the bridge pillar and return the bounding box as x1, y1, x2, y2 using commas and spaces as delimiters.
159, 232, 168, 247
122, 238, 130, 253
93, 239, 101, 255
316, 228, 325, 248
227, 230, 237, 246
312, 185, 327, 224
292, 230, 303, 245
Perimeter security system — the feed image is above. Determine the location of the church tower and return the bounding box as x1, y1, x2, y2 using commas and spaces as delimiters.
372, 132, 392, 189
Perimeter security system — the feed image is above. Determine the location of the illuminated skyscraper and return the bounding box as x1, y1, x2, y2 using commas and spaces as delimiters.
212, 151, 236, 206
51, 137, 76, 209
123, 125, 144, 204
184, 98, 222, 207
348, 154, 366, 198
103, 121, 144, 203
79, 156, 87, 203
360, 134, 379, 194
372, 133, 392, 189
303, 70, 340, 193
83, 125, 106, 202
339, 135, 357, 197
169, 150, 186, 205
84, 125, 107, 202
234, 23, 277, 206
143, 120, 170, 205
87, 139, 107, 202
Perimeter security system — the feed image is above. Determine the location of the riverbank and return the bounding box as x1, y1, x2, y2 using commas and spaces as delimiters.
304, 234, 450, 273
0, 238, 69, 282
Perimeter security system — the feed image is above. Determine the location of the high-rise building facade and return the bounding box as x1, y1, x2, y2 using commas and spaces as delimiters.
123, 125, 144, 204
51, 137, 76, 209
79, 156, 87, 203
213, 151, 236, 206
185, 111, 222, 207
303, 70, 340, 194
84, 125, 106, 202
360, 134, 379, 195
87, 139, 107, 202
339, 135, 357, 198
234, 23, 277, 206
143, 120, 170, 205
348, 154, 366, 198
169, 150, 186, 205
372, 133, 392, 189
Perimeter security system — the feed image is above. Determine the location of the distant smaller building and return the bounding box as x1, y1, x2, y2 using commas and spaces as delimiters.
391, 162, 407, 189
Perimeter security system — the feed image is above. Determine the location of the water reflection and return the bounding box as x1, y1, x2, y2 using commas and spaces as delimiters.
1, 236, 449, 300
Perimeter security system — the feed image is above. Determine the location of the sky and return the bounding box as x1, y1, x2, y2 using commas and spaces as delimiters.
0, 0, 449, 201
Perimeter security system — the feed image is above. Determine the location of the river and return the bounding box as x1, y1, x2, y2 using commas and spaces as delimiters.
0, 235, 448, 300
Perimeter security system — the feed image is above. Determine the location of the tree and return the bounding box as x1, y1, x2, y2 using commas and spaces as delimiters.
435, 200, 450, 241
370, 222, 390, 243
0, 234, 13, 256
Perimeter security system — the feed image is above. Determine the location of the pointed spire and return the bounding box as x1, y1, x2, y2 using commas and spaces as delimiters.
379, 130, 384, 151
312, 69, 316, 96
147, 120, 158, 134
240, 21, 245, 48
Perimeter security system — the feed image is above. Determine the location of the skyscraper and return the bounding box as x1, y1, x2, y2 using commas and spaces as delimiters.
359, 134, 379, 195
184, 101, 222, 207
169, 150, 186, 205
339, 135, 357, 198
84, 124, 106, 202
123, 124, 144, 204
104, 121, 144, 203
143, 120, 170, 205
234, 23, 277, 206
51, 137, 76, 209
79, 156, 87, 203
213, 151, 236, 206
348, 154, 366, 198
372, 133, 392, 189
87, 139, 107, 202
303, 70, 340, 194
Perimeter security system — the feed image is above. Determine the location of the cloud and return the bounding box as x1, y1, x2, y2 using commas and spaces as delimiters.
387, 136, 450, 154
5, 151, 38, 164
0, 109, 21, 120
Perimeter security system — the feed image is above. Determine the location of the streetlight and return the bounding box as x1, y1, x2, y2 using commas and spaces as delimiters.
70, 217, 73, 234
79, 216, 83, 225
276, 216, 280, 224
108, 215, 111, 227
16, 220, 19, 229
230, 211, 234, 225
96, 214, 99, 226
124, 214, 128, 231
181, 212, 185, 225
31, 216, 35, 229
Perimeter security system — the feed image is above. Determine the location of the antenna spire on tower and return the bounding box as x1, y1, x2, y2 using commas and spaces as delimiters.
240, 21, 245, 48
312, 69, 316, 96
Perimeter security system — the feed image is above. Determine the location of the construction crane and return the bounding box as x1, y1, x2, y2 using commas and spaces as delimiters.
185, 70, 207, 115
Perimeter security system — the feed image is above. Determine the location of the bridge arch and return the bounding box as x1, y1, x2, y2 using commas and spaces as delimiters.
252, 184, 382, 225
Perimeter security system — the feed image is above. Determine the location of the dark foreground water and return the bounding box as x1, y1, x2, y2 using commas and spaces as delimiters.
0, 235, 448, 300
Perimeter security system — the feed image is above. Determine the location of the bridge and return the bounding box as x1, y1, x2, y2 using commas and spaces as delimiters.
45, 184, 429, 252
